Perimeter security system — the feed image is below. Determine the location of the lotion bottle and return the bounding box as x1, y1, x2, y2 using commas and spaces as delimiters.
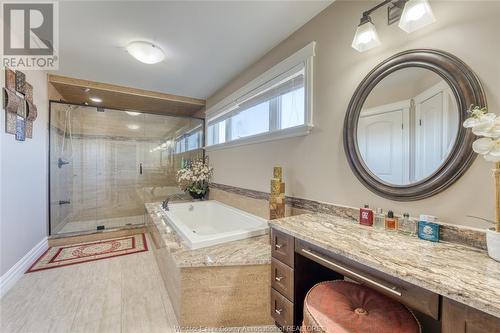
385, 210, 398, 231
374, 208, 385, 229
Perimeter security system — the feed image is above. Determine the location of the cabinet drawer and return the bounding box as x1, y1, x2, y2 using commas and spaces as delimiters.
296, 239, 440, 320
271, 288, 294, 329
271, 258, 294, 301
271, 229, 294, 267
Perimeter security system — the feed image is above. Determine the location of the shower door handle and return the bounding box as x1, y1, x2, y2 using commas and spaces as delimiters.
139, 163, 143, 175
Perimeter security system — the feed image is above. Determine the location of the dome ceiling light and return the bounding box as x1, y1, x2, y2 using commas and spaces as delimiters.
126, 41, 165, 64
352, 0, 435, 52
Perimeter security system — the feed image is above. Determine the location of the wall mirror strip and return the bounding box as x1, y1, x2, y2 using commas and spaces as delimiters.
343, 49, 486, 201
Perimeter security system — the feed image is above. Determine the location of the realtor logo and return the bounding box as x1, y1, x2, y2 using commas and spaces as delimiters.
2, 2, 59, 69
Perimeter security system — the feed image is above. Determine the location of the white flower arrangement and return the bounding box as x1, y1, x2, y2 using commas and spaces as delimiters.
463, 106, 500, 239
176, 157, 213, 198
463, 106, 500, 162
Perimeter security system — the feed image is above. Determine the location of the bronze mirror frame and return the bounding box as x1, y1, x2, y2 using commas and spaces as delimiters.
343, 49, 486, 201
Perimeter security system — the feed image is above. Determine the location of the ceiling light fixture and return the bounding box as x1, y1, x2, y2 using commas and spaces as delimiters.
127, 124, 140, 130
352, 0, 435, 52
89, 97, 102, 103
126, 41, 165, 64
126, 111, 141, 116
398, 0, 435, 33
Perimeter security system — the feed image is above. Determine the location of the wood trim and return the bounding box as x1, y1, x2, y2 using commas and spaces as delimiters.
48, 74, 205, 106
343, 49, 486, 201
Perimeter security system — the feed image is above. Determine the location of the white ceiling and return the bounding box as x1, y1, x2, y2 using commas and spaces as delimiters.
55, 1, 333, 99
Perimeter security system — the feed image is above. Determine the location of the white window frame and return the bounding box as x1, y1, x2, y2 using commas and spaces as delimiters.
205, 41, 315, 151
175, 124, 203, 154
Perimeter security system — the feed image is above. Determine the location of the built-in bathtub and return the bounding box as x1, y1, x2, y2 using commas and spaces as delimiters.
146, 201, 273, 328
161, 200, 269, 249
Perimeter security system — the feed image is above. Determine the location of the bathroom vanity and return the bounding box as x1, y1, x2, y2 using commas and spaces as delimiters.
269, 214, 500, 333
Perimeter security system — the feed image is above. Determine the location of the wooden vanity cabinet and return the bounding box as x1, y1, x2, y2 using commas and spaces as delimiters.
270, 229, 339, 331
270, 228, 500, 332
442, 298, 500, 333
270, 229, 295, 330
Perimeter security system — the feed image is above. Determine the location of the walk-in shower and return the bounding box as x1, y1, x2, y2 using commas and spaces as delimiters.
49, 102, 204, 235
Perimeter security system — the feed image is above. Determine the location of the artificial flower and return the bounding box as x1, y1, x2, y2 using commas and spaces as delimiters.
472, 137, 500, 162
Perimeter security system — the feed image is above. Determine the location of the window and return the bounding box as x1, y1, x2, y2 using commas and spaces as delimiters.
175, 127, 203, 153
205, 42, 315, 149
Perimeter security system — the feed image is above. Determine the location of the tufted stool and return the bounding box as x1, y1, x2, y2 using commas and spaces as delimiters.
301, 281, 421, 333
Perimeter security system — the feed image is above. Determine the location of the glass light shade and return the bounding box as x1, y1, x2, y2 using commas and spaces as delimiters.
352, 21, 381, 52
398, 0, 436, 33
126, 41, 165, 64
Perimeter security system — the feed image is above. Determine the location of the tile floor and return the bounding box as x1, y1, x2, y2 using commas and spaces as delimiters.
0, 234, 279, 333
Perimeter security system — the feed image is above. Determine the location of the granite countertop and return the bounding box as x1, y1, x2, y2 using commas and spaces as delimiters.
269, 213, 500, 319
145, 202, 271, 268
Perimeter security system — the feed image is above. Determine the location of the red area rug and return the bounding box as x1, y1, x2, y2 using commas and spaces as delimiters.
26, 233, 148, 273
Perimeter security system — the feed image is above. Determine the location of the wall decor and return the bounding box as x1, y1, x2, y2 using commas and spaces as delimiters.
3, 68, 38, 141
15, 115, 26, 141
15, 71, 25, 94
25, 101, 38, 139
6, 69, 16, 90
3, 88, 20, 134
25, 82, 33, 103
269, 166, 285, 219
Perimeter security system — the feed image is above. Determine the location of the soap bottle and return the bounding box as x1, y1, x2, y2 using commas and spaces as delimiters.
359, 204, 373, 226
399, 213, 416, 235
385, 211, 398, 231
374, 208, 385, 229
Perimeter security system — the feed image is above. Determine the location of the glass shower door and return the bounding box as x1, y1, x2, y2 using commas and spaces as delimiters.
49, 103, 205, 235
94, 109, 145, 229
140, 113, 184, 204
50, 104, 98, 234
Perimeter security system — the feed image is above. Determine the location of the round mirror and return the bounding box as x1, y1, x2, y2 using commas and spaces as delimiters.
357, 67, 458, 186
344, 50, 486, 201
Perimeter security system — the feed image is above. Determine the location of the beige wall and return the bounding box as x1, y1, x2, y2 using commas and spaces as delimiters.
1, 70, 49, 276
207, 1, 500, 229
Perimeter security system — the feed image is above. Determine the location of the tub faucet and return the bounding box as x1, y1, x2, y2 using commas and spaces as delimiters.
162, 198, 170, 211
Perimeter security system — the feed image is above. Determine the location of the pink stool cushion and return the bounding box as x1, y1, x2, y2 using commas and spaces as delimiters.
303, 281, 420, 333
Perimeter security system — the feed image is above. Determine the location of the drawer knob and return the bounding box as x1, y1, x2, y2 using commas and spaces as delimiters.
275, 244, 283, 249
275, 276, 284, 282
274, 308, 283, 315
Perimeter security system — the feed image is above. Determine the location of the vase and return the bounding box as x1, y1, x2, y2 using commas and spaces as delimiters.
188, 190, 206, 200
486, 228, 500, 262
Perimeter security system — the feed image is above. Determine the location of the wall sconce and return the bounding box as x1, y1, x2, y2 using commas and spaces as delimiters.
352, 0, 436, 52
352, 16, 381, 52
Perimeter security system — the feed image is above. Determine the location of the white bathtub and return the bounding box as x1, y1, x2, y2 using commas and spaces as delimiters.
161, 200, 269, 250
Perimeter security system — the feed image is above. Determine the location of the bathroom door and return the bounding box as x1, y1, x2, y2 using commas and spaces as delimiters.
415, 92, 445, 180
358, 107, 410, 185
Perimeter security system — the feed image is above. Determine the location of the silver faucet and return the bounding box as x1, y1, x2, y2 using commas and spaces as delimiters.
162, 198, 170, 211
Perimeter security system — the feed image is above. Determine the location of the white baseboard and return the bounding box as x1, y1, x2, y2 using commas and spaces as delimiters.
0, 237, 48, 298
